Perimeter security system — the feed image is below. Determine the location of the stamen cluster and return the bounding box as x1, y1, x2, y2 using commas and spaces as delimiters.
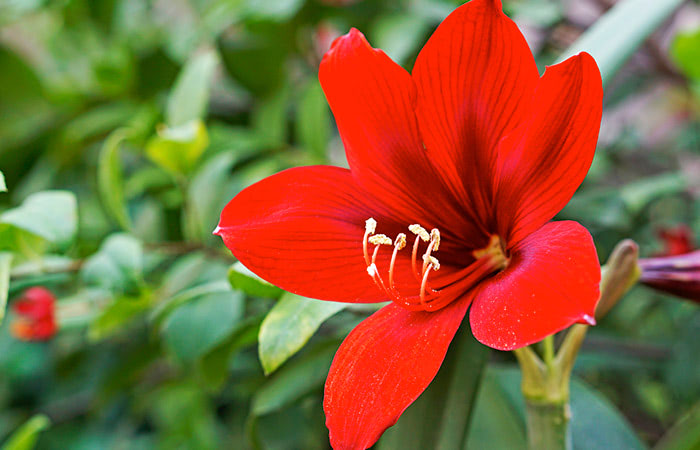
363, 218, 511, 312
363, 217, 442, 311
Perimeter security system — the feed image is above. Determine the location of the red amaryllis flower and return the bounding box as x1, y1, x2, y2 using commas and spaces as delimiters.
11, 287, 57, 341
216, 0, 602, 447
639, 250, 700, 302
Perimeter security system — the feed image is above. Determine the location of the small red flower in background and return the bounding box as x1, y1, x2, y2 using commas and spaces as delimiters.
640, 226, 700, 302
216, 0, 603, 448
655, 225, 695, 256
11, 287, 57, 341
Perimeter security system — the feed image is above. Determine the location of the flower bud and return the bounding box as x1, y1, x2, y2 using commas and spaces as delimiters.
11, 287, 58, 341
596, 240, 641, 319
639, 250, 700, 303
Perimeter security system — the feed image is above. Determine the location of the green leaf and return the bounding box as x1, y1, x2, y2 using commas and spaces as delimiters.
252, 87, 289, 148
98, 129, 132, 230
218, 31, 289, 96
242, 0, 304, 22
88, 292, 152, 341
81, 233, 143, 294
0, 191, 78, 250
166, 49, 218, 127
150, 280, 231, 325
0, 252, 12, 326
252, 339, 340, 416
378, 327, 490, 450
0, 171, 6, 192
1, 414, 50, 450
296, 80, 330, 160
620, 172, 687, 215
156, 253, 210, 300
145, 382, 219, 449
466, 368, 528, 450
371, 14, 430, 64
259, 292, 347, 375
197, 315, 262, 391
54, 102, 139, 156
670, 28, 700, 82
654, 401, 700, 450
0, 48, 55, 154
559, 0, 684, 87
161, 289, 245, 362
569, 377, 647, 449
145, 119, 210, 175
186, 152, 239, 243
467, 367, 647, 450
228, 262, 283, 299
511, 0, 562, 28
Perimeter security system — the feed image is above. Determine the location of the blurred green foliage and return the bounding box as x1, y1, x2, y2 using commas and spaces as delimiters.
0, 0, 698, 449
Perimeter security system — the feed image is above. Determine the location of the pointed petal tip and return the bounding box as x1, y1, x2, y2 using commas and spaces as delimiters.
325, 27, 365, 54
580, 313, 597, 326
212, 225, 222, 236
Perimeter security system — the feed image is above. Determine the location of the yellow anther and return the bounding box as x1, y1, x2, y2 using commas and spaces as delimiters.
369, 234, 392, 246
423, 254, 440, 270
408, 224, 430, 242
430, 228, 441, 251
365, 218, 377, 234
394, 233, 407, 250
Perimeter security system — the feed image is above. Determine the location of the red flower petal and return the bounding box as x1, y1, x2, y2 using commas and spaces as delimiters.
412, 0, 539, 234
324, 296, 471, 450
319, 29, 476, 243
216, 165, 389, 303
469, 221, 600, 351
494, 53, 603, 246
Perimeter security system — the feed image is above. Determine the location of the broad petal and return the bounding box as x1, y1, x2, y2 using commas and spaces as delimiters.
494, 53, 603, 246
216, 165, 385, 303
319, 29, 478, 244
469, 221, 600, 351
324, 296, 471, 450
412, 0, 539, 232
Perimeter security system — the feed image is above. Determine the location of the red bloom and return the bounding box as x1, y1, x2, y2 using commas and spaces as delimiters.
11, 287, 57, 341
655, 225, 695, 256
216, 0, 602, 448
639, 250, 700, 302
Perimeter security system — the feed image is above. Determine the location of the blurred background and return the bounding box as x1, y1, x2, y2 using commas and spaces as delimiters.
0, 0, 699, 448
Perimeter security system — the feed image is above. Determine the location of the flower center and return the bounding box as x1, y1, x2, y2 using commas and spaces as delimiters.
362, 218, 510, 312
473, 234, 509, 271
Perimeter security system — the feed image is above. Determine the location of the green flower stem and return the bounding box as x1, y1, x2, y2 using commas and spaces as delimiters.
525, 398, 572, 450
514, 239, 642, 450
514, 345, 572, 450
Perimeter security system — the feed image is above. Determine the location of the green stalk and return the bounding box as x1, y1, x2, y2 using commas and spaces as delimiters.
514, 345, 571, 450
525, 398, 572, 450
